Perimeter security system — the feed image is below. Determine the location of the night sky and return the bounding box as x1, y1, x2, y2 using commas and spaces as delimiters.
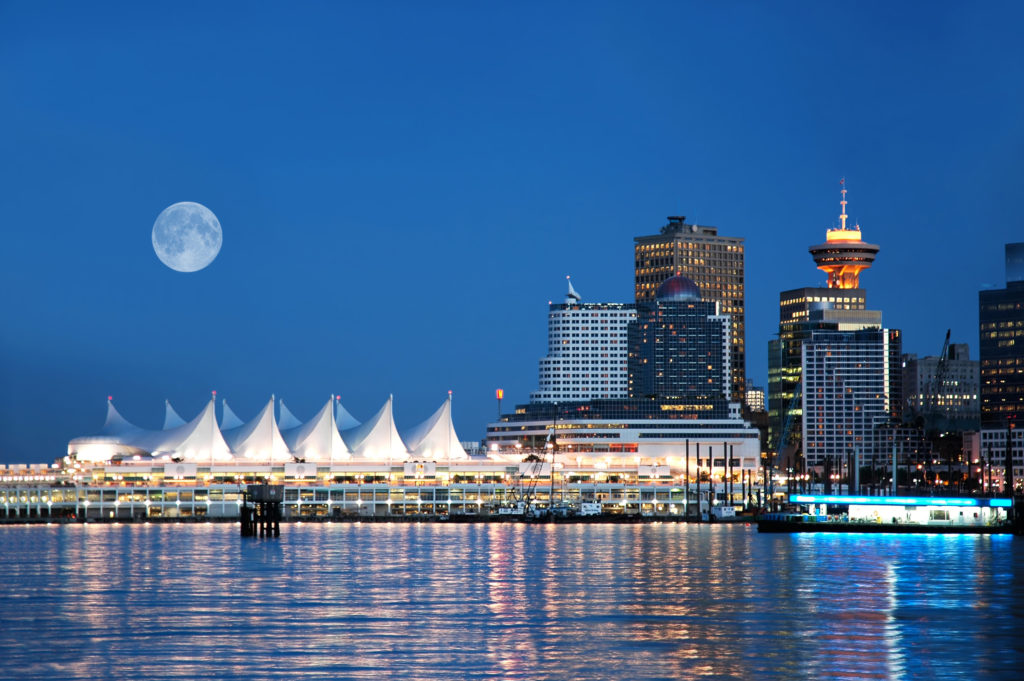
2, 2, 1022, 464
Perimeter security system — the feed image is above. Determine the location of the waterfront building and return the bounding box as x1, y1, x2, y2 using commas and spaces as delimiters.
627, 274, 731, 406
530, 278, 636, 403
902, 343, 980, 431
67, 393, 468, 465
800, 327, 903, 468
634, 217, 746, 402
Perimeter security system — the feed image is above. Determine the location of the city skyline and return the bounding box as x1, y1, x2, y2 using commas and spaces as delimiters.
2, 3, 1024, 463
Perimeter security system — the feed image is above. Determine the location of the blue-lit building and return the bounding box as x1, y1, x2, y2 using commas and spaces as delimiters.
628, 274, 731, 407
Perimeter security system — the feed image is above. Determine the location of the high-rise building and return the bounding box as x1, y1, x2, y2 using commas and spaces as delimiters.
634, 217, 745, 401
627, 274, 730, 407
530, 278, 636, 403
902, 343, 980, 431
979, 243, 1024, 429
767, 184, 891, 464
801, 327, 903, 467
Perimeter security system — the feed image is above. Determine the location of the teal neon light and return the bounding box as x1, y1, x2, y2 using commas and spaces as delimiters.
990, 498, 1013, 508
790, 494, 983, 507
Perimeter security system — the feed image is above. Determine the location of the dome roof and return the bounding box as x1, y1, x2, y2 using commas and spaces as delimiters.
656, 275, 701, 302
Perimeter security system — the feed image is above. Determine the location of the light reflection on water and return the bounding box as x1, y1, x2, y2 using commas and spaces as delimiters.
0, 523, 1021, 680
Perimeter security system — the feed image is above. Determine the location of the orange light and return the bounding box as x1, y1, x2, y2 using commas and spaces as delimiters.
496, 389, 504, 400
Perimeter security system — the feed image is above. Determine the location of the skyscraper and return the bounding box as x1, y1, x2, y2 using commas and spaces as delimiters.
627, 274, 730, 406
979, 243, 1024, 428
801, 327, 903, 468
978, 243, 1024, 489
634, 217, 745, 402
530, 278, 636, 403
767, 184, 890, 466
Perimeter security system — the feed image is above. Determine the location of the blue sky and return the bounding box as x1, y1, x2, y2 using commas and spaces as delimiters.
1, 2, 1022, 463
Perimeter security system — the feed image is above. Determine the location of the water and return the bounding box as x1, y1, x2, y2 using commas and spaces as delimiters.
1, 522, 1021, 680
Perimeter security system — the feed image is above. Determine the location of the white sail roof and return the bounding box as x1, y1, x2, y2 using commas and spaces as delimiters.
100, 398, 142, 437
136, 399, 233, 463
163, 400, 186, 429
277, 399, 303, 430
342, 395, 408, 461
401, 395, 468, 461
220, 399, 244, 430
334, 397, 361, 430
222, 397, 291, 463
282, 399, 351, 463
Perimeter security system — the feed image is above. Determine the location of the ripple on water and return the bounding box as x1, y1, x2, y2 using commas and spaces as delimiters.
0, 523, 1021, 681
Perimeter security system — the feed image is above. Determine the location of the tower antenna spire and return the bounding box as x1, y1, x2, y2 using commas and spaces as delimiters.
839, 177, 848, 231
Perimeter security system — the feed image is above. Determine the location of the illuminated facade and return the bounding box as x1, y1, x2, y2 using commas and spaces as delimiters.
530, 279, 636, 403
634, 217, 746, 402
800, 328, 903, 467
767, 292, 881, 456
807, 183, 879, 289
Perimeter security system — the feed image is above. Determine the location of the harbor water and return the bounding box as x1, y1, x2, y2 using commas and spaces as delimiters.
1, 522, 1021, 680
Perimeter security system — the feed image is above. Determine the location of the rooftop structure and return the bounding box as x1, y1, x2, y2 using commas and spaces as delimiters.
67, 394, 469, 465
808, 182, 879, 289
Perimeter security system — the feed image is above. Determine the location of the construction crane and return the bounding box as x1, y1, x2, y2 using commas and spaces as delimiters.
912, 329, 951, 433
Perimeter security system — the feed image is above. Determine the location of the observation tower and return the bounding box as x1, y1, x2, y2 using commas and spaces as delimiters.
808, 181, 879, 289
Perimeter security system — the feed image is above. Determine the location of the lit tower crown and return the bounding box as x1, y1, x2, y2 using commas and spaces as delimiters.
808, 180, 879, 289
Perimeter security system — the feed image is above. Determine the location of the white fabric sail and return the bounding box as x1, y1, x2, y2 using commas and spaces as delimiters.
334, 397, 361, 431
222, 397, 291, 463
163, 400, 186, 430
277, 399, 303, 430
342, 395, 408, 461
282, 399, 351, 463
401, 395, 468, 461
101, 398, 142, 437
137, 399, 233, 463
220, 399, 245, 430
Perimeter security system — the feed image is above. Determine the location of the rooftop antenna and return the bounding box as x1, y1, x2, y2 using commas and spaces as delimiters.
839, 177, 848, 231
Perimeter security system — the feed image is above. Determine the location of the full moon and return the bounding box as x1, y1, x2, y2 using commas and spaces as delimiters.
151, 201, 223, 272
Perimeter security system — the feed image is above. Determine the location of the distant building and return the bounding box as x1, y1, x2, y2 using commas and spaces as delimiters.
744, 381, 765, 413
902, 343, 980, 430
634, 217, 746, 402
628, 274, 731, 410
530, 278, 635, 403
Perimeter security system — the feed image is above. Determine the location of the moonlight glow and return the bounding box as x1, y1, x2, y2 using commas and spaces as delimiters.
152, 202, 223, 272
